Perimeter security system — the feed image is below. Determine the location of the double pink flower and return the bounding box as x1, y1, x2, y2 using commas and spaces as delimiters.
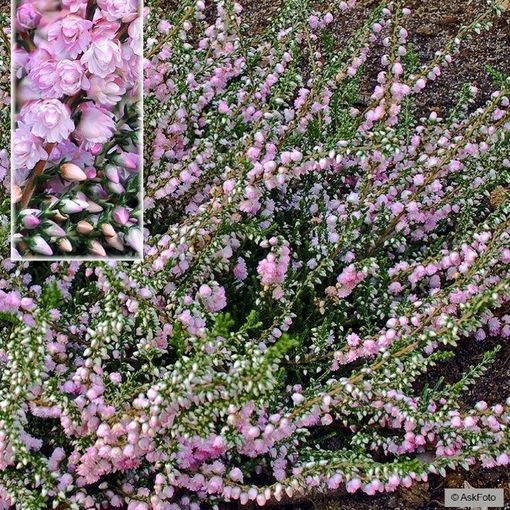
75, 102, 115, 145
28, 59, 90, 97
47, 15, 92, 59
12, 125, 48, 181
81, 37, 123, 77
19, 99, 74, 143
97, 0, 138, 22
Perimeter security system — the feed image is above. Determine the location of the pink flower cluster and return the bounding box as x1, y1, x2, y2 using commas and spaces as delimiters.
257, 240, 291, 286
326, 264, 368, 299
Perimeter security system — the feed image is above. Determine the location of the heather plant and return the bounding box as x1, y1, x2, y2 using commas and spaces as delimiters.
11, 0, 142, 259
0, 0, 509, 509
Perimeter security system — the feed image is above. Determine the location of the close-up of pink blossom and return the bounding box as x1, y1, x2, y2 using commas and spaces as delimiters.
12, 124, 47, 174
47, 15, 93, 59
80, 36, 123, 77
12, 0, 142, 259
54, 59, 90, 96
19, 98, 74, 143
75, 102, 115, 144
97, 0, 138, 22
15, 3, 41, 31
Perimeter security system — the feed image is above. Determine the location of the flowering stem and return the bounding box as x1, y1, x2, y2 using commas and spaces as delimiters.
19, 143, 55, 209
85, 0, 96, 20
19, 31, 35, 51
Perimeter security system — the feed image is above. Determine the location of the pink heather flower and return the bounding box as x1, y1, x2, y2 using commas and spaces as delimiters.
47, 15, 93, 59
113, 207, 130, 225
88, 74, 126, 106
15, 3, 41, 31
20, 99, 74, 143
346, 478, 362, 494
158, 20, 171, 33
28, 61, 60, 98
97, 0, 138, 22
497, 453, 509, 466
233, 257, 248, 280
199, 285, 227, 312
333, 265, 367, 298
257, 246, 291, 286
230, 468, 243, 482
309, 15, 319, 29
13, 125, 48, 172
128, 17, 142, 56
81, 38, 123, 78
75, 103, 115, 144
55, 60, 90, 96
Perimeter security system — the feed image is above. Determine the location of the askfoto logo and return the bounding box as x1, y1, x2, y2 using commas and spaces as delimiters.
445, 488, 504, 508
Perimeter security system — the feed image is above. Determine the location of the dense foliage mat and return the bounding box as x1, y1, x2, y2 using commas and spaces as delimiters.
0, 0, 509, 508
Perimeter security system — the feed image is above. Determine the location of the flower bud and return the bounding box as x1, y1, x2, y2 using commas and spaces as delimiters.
60, 163, 88, 182
90, 240, 106, 257
59, 239, 73, 252
113, 207, 130, 225
90, 143, 103, 156
45, 221, 66, 237
31, 236, 53, 256
105, 234, 124, 251
22, 214, 41, 229
86, 200, 104, 213
85, 167, 97, 179
105, 165, 120, 183
77, 221, 94, 234
115, 152, 139, 170
16, 3, 41, 31
126, 228, 143, 253
60, 199, 87, 214
107, 182, 125, 194
101, 223, 116, 237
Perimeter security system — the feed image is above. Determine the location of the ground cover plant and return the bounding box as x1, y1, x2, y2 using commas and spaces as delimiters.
0, 0, 509, 508
11, 0, 142, 259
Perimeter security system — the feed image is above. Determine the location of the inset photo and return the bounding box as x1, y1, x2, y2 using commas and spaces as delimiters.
11, 0, 142, 260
